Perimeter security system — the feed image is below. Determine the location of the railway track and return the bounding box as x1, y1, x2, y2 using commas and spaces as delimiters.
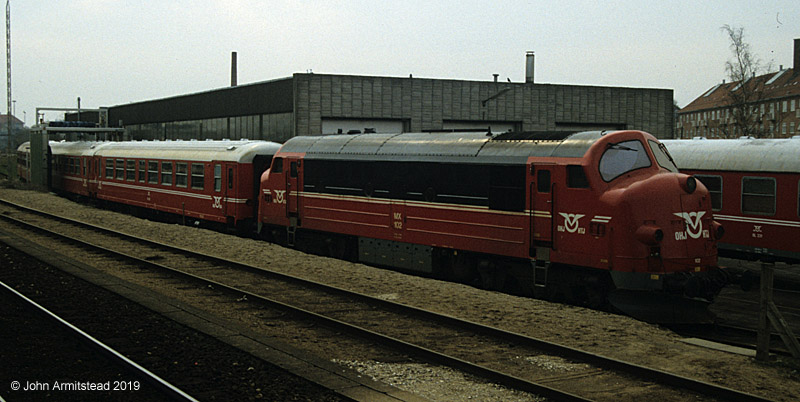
672, 286, 800, 357
0, 278, 197, 401
0, 199, 779, 402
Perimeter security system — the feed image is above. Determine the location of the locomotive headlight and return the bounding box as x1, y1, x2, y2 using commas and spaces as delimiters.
680, 175, 697, 194
712, 221, 724, 240
636, 225, 664, 245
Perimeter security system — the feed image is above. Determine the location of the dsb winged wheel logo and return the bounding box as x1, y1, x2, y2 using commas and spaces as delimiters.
558, 213, 585, 234
673, 211, 706, 239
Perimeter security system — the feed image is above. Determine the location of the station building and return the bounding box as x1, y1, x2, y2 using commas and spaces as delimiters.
107, 56, 675, 141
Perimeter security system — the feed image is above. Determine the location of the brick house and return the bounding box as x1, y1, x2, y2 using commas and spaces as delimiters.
677, 39, 800, 139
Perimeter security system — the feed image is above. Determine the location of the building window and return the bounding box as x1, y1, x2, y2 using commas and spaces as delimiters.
191, 163, 204, 190
176, 163, 188, 188
791, 99, 796, 111
742, 177, 775, 215
783, 101, 788, 113
161, 162, 173, 185
696, 175, 722, 211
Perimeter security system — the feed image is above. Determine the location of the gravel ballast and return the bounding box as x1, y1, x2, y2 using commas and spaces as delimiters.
1, 187, 799, 401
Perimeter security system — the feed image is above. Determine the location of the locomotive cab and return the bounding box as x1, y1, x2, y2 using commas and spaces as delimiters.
581, 132, 726, 322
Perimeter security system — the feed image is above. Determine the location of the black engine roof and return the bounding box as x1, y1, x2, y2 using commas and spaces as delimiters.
279, 131, 606, 164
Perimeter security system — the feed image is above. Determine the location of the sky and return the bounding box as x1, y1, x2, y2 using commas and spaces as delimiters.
5, 0, 800, 125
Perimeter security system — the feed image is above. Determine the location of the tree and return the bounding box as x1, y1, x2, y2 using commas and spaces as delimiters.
720, 25, 770, 138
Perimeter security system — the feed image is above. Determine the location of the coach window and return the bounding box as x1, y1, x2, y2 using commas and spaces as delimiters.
175, 163, 188, 188
567, 165, 589, 188
161, 162, 173, 186
138, 160, 146, 182
228, 168, 234, 190
115, 159, 125, 180
290, 161, 298, 178
695, 175, 722, 211
126, 160, 135, 181
105, 159, 114, 179
191, 163, 205, 190
82, 160, 87, 177
147, 161, 159, 184
537, 170, 551, 193
741, 177, 775, 215
214, 165, 222, 192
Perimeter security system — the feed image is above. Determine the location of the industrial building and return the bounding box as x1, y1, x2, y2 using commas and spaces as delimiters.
107, 54, 675, 141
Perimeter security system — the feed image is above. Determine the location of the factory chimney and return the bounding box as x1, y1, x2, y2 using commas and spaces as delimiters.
525, 51, 535, 83
231, 51, 238, 87
794, 38, 799, 75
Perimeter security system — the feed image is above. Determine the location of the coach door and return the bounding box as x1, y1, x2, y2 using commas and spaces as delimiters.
530, 165, 554, 247
211, 163, 229, 217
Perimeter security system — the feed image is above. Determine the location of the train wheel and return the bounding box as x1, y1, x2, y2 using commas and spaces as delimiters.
325, 237, 349, 260
477, 260, 507, 291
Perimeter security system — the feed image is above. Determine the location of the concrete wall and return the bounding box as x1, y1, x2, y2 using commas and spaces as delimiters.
293, 73, 674, 138
111, 73, 674, 141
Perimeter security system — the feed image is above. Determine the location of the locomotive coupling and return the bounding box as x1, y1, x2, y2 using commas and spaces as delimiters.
675, 267, 730, 301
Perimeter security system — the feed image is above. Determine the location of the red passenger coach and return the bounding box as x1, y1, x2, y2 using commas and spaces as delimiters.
260, 130, 727, 323
663, 138, 800, 263
16, 142, 31, 182
50, 141, 104, 197
49, 140, 281, 228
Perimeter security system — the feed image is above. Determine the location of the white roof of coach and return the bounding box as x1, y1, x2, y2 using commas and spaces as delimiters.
662, 137, 800, 173
53, 140, 281, 163
49, 141, 106, 157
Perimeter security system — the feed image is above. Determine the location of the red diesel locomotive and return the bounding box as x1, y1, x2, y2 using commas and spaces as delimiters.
663, 137, 800, 263
44, 139, 281, 228
258, 130, 727, 322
